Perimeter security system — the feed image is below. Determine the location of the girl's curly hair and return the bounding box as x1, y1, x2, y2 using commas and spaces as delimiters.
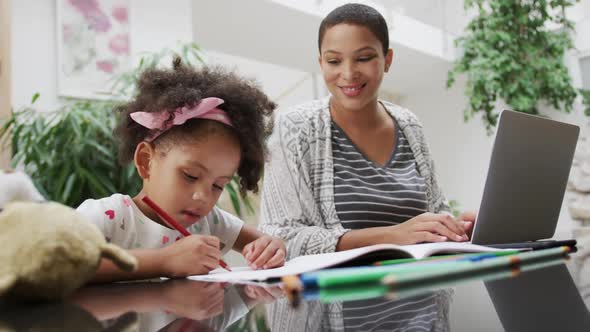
114, 58, 276, 194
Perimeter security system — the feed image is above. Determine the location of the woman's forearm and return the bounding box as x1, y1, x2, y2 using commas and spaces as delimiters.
336, 226, 393, 251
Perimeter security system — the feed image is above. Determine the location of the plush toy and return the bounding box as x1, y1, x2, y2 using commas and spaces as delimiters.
0, 201, 137, 302
0, 301, 138, 331
0, 169, 45, 208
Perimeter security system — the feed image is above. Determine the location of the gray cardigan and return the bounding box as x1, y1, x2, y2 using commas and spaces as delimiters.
260, 97, 451, 259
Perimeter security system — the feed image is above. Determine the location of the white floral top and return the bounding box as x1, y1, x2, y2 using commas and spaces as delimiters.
77, 193, 243, 254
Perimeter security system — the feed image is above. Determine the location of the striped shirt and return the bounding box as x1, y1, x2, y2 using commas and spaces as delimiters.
343, 293, 443, 332
261, 97, 452, 329
332, 120, 428, 229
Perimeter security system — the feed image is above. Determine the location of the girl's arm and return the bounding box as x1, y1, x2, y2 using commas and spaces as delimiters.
232, 225, 263, 252
69, 281, 168, 320
208, 207, 285, 268
90, 235, 222, 283
89, 248, 168, 284
71, 279, 225, 321
234, 225, 286, 269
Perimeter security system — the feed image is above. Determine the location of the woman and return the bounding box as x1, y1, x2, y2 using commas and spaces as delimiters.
261, 5, 460, 330
260, 3, 474, 259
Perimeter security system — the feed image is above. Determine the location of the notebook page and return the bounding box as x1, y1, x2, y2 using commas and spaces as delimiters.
187, 244, 401, 282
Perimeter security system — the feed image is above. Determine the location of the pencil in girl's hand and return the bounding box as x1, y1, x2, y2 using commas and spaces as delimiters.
217, 259, 231, 271
141, 195, 231, 271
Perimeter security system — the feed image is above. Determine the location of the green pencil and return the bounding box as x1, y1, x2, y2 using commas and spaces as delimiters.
303, 250, 521, 288
381, 246, 571, 289
302, 247, 568, 289
374, 250, 521, 266
302, 257, 566, 304
306, 283, 390, 303
385, 257, 566, 301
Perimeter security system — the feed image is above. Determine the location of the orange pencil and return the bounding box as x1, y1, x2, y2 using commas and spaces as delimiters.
141, 195, 231, 271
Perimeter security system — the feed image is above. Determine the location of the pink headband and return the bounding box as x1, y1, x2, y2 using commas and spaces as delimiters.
130, 97, 234, 142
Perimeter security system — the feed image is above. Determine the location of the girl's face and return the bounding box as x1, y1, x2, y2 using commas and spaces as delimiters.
319, 24, 393, 111
136, 132, 241, 228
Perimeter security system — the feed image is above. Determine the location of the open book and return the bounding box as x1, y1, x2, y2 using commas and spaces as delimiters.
188, 242, 517, 283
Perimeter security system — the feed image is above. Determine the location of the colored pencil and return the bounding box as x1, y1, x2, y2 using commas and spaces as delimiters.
300, 256, 566, 304
381, 246, 571, 289
373, 250, 521, 266
282, 275, 303, 308
301, 248, 565, 289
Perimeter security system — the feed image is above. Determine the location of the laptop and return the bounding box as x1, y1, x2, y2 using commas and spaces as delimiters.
485, 263, 590, 331
469, 110, 579, 245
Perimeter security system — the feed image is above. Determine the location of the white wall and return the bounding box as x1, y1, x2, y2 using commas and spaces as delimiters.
10, 0, 320, 113
401, 75, 494, 213
11, 0, 59, 111
11, 0, 194, 112
204, 50, 319, 109
11, 0, 589, 222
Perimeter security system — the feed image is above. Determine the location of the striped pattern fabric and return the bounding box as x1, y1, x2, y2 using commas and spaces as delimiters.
331, 120, 428, 229
343, 293, 443, 332
260, 97, 452, 329
260, 97, 451, 260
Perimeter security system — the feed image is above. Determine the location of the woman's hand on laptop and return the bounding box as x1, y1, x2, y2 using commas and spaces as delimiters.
388, 212, 470, 244
457, 210, 477, 238
336, 213, 470, 250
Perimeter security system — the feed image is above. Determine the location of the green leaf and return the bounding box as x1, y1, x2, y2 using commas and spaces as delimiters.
31, 92, 40, 105
1, 42, 249, 212
61, 174, 77, 203
224, 181, 242, 217
448, 0, 579, 132
86, 139, 114, 159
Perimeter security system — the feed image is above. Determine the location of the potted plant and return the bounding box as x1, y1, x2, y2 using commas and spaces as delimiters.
447, 0, 588, 132
0, 42, 254, 216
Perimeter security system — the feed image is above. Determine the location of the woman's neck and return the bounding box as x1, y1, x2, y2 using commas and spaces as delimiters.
329, 98, 385, 131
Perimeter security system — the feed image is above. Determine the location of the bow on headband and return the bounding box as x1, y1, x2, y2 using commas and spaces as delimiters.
130, 97, 233, 142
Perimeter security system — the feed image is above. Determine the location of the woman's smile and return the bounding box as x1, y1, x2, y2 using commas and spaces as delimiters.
338, 83, 367, 97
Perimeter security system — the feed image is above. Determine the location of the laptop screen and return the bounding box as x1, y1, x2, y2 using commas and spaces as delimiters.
470, 110, 579, 245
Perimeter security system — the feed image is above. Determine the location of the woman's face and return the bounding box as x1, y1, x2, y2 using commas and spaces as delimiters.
319, 24, 393, 111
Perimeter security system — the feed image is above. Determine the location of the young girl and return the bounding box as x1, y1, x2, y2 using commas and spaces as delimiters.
77, 58, 286, 283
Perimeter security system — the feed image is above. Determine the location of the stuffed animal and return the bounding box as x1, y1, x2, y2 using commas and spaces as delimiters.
0, 201, 137, 302
0, 169, 45, 208
0, 301, 139, 331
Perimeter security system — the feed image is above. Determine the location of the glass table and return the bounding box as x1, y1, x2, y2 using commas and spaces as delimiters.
1, 245, 588, 331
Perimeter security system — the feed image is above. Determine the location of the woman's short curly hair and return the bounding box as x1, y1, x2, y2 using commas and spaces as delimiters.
114, 58, 276, 195
318, 3, 389, 55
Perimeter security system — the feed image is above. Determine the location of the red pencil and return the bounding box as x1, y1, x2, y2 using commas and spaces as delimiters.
141, 195, 231, 271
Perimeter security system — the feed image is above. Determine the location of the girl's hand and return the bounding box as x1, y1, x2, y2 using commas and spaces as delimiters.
243, 284, 284, 305
162, 280, 224, 320
386, 212, 469, 245
162, 235, 221, 277
242, 235, 286, 270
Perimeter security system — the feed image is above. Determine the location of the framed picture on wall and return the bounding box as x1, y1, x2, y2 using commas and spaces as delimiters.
56, 0, 131, 99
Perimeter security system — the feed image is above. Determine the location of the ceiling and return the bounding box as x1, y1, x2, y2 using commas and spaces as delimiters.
192, 0, 463, 96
